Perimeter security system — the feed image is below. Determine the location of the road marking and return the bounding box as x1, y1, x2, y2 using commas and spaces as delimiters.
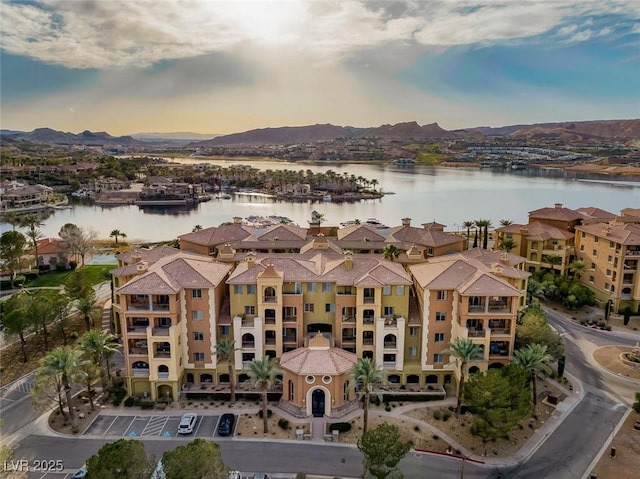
142, 416, 168, 436
193, 416, 203, 436
103, 416, 118, 436
122, 416, 137, 436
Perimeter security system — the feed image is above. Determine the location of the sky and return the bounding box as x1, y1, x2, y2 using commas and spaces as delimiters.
1, 0, 639, 136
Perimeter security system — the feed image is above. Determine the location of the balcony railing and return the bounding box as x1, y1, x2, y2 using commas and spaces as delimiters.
158, 372, 170, 380
342, 337, 356, 345
242, 361, 252, 369
382, 361, 396, 369
241, 317, 255, 327
153, 351, 171, 358
342, 316, 356, 323
132, 368, 150, 377
383, 318, 398, 327
127, 302, 170, 312
363, 338, 374, 346
363, 297, 375, 304
283, 316, 297, 323
129, 347, 148, 355
265, 317, 276, 325
468, 329, 486, 338
383, 342, 397, 349
126, 325, 149, 334
491, 328, 510, 335
363, 318, 375, 325
152, 327, 171, 336
242, 341, 255, 349
265, 338, 276, 346
625, 249, 640, 256
263, 297, 277, 303
468, 304, 486, 313
488, 302, 510, 312
283, 335, 297, 344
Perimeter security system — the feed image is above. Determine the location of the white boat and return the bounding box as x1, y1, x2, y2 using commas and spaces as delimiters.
364, 218, 388, 229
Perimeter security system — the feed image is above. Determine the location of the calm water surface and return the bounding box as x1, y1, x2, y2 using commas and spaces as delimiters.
3, 160, 638, 242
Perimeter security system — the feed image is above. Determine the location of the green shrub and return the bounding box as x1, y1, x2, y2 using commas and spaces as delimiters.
124, 397, 135, 407
257, 409, 273, 419
140, 401, 155, 410
384, 405, 391, 412
111, 388, 127, 406
278, 418, 290, 430
295, 474, 306, 479
442, 411, 451, 422
433, 410, 442, 420
328, 422, 352, 433
597, 321, 606, 328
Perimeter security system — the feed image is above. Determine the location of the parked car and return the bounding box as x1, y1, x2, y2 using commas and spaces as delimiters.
228, 471, 242, 479
177, 413, 198, 434
252, 474, 270, 479
217, 413, 235, 436
71, 466, 88, 479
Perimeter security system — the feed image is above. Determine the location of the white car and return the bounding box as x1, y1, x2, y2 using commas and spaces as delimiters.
228, 472, 242, 479
177, 413, 198, 434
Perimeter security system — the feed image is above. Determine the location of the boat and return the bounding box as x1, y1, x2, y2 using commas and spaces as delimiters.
393, 158, 416, 166
364, 218, 388, 229
323, 195, 332, 202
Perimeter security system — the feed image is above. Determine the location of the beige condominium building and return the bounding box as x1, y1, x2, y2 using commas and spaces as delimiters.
113, 220, 524, 415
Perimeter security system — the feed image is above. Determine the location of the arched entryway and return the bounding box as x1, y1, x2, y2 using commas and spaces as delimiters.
157, 384, 173, 402
306, 386, 331, 417
311, 389, 325, 417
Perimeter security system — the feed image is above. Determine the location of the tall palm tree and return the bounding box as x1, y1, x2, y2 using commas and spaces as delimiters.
382, 244, 400, 262
77, 296, 103, 331
499, 219, 514, 226
370, 179, 379, 192
214, 337, 238, 404
569, 260, 586, 280
79, 329, 119, 391
192, 225, 203, 232
247, 357, 280, 433
3, 211, 22, 231
39, 346, 83, 433
462, 220, 475, 239
109, 229, 126, 244
351, 358, 383, 435
543, 253, 563, 274
22, 214, 43, 272
513, 344, 552, 406
444, 337, 484, 416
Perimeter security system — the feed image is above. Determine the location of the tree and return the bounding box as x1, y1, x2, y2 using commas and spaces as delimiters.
247, 357, 280, 433
77, 294, 103, 331
357, 423, 411, 479
498, 238, 517, 252
515, 306, 564, 360
161, 439, 228, 479
568, 260, 586, 280
39, 346, 83, 433
31, 366, 67, 417
80, 329, 119, 391
499, 219, 514, 226
110, 229, 127, 244
513, 344, 553, 406
52, 292, 74, 345
543, 253, 563, 274
214, 338, 238, 404
2, 292, 34, 362
0, 231, 28, 287
21, 213, 44, 271
382, 244, 400, 262
86, 439, 154, 479
526, 278, 545, 304
59, 223, 97, 265
192, 225, 203, 232
462, 220, 475, 239
26, 290, 59, 351
632, 392, 640, 413
445, 337, 484, 416
64, 270, 95, 301
351, 358, 383, 435
2, 211, 22, 231
78, 361, 101, 411
465, 365, 531, 446
370, 178, 379, 192
472, 228, 478, 248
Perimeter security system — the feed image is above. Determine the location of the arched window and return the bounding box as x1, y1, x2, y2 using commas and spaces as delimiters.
264, 286, 276, 302
383, 334, 397, 349
407, 374, 420, 384
200, 373, 213, 383
388, 374, 400, 384
426, 374, 438, 384
343, 380, 350, 401
288, 380, 294, 401
219, 373, 230, 383
242, 333, 255, 348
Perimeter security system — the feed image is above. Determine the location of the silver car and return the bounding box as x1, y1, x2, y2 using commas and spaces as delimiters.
177, 413, 197, 434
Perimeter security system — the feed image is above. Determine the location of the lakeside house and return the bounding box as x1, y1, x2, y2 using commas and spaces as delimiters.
0, 180, 56, 212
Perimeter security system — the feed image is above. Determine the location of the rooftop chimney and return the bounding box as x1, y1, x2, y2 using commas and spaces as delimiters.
401, 217, 411, 226
554, 203, 563, 209
344, 250, 353, 271
245, 252, 256, 268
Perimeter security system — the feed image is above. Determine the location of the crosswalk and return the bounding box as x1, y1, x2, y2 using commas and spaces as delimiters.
1, 373, 36, 399
142, 416, 169, 436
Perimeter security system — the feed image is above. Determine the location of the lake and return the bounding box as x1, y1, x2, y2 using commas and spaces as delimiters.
2, 160, 638, 243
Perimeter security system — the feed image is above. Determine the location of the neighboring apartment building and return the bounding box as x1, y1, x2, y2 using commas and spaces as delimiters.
409, 254, 524, 380
575, 216, 640, 312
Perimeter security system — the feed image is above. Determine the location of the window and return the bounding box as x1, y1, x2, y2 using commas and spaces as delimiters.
591, 263, 596, 270
325, 303, 335, 313
409, 327, 419, 336
435, 312, 446, 322
247, 284, 257, 294
244, 305, 255, 315
194, 352, 205, 362
589, 275, 595, 284
322, 282, 333, 292
384, 306, 394, 316
606, 269, 612, 276
304, 303, 314, 312
435, 333, 445, 343
233, 285, 243, 294
609, 241, 615, 248
383, 285, 392, 296
580, 245, 585, 251
604, 283, 610, 290
193, 332, 204, 341
191, 310, 203, 320
437, 290, 447, 300
433, 353, 444, 363
427, 247, 434, 256
592, 250, 597, 257
307, 282, 317, 292
506, 233, 513, 239
594, 237, 599, 243
408, 346, 418, 358
608, 255, 613, 263
581, 232, 586, 238
191, 289, 202, 298
396, 285, 405, 295
220, 326, 230, 336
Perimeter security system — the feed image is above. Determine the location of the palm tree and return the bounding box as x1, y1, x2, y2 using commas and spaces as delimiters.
498, 238, 517, 252
444, 337, 484, 416
462, 220, 475, 239
370, 179, 379, 192
214, 337, 238, 404
192, 225, 203, 232
77, 296, 102, 331
499, 219, 514, 226
39, 346, 83, 433
543, 253, 563, 274
382, 244, 400, 262
109, 229, 126, 244
526, 278, 545, 304
3, 211, 22, 231
569, 260, 586, 280
247, 357, 280, 433
79, 329, 119, 391
21, 214, 43, 272
513, 344, 552, 406
351, 358, 383, 435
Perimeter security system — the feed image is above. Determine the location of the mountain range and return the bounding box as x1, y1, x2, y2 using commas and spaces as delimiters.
2, 119, 639, 147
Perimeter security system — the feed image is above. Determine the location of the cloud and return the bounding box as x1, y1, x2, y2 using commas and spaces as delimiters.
1, 0, 637, 69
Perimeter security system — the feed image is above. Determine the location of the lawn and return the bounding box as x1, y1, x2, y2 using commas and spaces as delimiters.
22, 265, 114, 288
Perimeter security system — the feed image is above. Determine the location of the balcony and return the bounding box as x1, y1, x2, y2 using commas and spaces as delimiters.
488, 301, 510, 313
468, 329, 486, 338
283, 335, 297, 344
283, 315, 297, 323
468, 304, 486, 313
265, 337, 276, 346
241, 316, 255, 327
342, 336, 356, 345
363, 338, 374, 346
242, 361, 252, 369
242, 340, 255, 349
490, 328, 510, 335
383, 317, 398, 328
263, 296, 277, 303
129, 347, 148, 355
342, 316, 356, 323
383, 341, 397, 349
158, 372, 170, 380
151, 327, 171, 336
382, 361, 396, 369
153, 351, 171, 358
127, 301, 170, 312
132, 368, 150, 377
126, 325, 149, 334
625, 248, 640, 257
363, 317, 375, 325
363, 297, 375, 304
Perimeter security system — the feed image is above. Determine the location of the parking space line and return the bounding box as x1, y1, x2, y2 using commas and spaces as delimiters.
102, 416, 118, 436
123, 416, 138, 436
142, 416, 168, 436
193, 416, 203, 436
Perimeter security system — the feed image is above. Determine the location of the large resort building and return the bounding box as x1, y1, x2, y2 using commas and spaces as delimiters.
112, 217, 531, 417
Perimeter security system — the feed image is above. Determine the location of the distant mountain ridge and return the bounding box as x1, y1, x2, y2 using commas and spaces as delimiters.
132, 132, 219, 141
2, 119, 638, 147
193, 119, 640, 146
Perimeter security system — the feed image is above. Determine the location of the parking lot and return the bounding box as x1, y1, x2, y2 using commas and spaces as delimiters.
84, 414, 234, 438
